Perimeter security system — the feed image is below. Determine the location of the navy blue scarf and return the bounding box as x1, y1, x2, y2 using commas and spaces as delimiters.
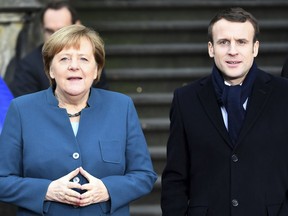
211, 62, 258, 145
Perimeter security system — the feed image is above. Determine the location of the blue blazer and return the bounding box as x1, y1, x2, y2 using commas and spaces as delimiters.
0, 88, 157, 216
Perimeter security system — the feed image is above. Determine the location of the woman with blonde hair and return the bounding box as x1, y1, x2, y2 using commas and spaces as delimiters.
0, 25, 157, 216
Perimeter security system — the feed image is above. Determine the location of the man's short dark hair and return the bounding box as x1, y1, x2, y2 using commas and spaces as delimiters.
40, 1, 79, 25
208, 7, 259, 43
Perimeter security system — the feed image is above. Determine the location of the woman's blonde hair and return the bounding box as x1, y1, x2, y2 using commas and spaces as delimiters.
42, 24, 105, 88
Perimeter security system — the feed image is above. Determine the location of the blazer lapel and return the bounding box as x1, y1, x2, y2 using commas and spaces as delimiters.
197, 76, 232, 148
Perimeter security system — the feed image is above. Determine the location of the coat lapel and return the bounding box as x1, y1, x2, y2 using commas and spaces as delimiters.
197, 76, 232, 148
237, 70, 272, 146
197, 70, 272, 150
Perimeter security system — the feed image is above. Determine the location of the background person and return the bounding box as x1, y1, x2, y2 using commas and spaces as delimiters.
161, 7, 288, 215
0, 24, 156, 216
8, 0, 108, 97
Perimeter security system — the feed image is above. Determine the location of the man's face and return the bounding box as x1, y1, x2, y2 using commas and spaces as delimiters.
43, 7, 73, 42
208, 19, 259, 85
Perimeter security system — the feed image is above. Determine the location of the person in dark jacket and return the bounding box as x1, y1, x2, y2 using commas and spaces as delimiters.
161, 7, 288, 216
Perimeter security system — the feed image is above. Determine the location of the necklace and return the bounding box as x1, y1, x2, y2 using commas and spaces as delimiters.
67, 111, 82, 118
67, 105, 88, 118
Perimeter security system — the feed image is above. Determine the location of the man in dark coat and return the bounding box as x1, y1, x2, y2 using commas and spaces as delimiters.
161, 7, 288, 216
9, 1, 108, 97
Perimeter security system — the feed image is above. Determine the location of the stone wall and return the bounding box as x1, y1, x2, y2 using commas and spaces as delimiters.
0, 12, 24, 78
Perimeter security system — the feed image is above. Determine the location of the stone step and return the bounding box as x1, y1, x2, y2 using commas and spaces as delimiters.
108, 66, 280, 81
144, 129, 169, 148
108, 66, 281, 82
141, 117, 169, 131
109, 79, 186, 94
106, 66, 281, 94
105, 43, 288, 69
131, 93, 172, 118
107, 67, 209, 94
88, 20, 288, 45
130, 204, 161, 216
106, 42, 288, 56
141, 118, 169, 148
74, 1, 288, 22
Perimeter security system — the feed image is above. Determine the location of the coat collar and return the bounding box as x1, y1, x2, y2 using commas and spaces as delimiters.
197, 69, 273, 150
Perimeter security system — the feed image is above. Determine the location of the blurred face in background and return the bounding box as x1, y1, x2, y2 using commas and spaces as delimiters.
43, 7, 73, 42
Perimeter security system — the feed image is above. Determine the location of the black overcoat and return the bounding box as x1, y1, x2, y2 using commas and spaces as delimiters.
161, 68, 288, 216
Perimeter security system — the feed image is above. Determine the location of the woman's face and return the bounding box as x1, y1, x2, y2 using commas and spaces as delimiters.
49, 37, 97, 98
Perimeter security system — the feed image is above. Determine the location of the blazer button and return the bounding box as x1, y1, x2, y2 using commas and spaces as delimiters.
73, 152, 80, 159
231, 154, 238, 162
232, 199, 239, 207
